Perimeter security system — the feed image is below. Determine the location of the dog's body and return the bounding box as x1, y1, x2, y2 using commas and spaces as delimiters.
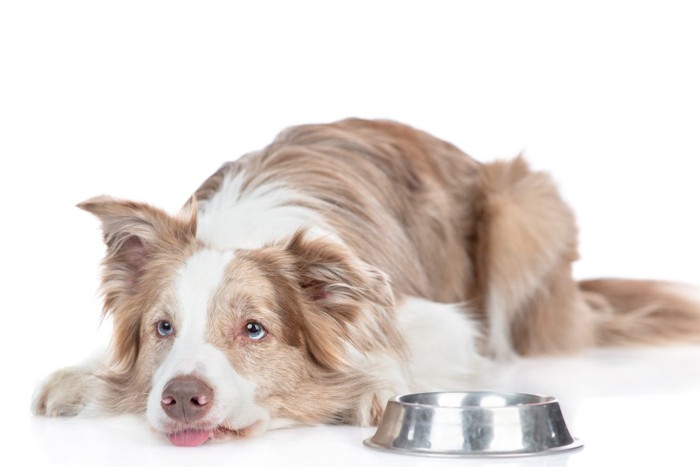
33, 119, 700, 446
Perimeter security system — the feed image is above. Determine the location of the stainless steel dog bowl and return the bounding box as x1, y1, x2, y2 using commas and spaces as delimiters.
364, 391, 583, 457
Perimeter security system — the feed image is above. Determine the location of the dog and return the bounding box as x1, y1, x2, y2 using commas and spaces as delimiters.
32, 118, 700, 446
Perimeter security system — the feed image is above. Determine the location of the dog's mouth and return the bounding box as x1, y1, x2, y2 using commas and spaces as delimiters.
166, 422, 263, 447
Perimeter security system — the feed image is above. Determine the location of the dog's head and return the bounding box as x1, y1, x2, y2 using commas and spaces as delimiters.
80, 196, 404, 446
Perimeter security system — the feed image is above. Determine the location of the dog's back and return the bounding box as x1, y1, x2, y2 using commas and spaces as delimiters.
195, 118, 700, 358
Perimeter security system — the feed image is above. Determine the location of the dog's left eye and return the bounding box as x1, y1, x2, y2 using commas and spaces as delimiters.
244, 321, 267, 340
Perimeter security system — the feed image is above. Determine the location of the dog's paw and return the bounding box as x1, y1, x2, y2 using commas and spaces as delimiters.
354, 388, 396, 426
32, 367, 95, 417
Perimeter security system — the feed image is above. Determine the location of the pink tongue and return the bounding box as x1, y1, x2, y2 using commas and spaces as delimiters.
167, 430, 213, 447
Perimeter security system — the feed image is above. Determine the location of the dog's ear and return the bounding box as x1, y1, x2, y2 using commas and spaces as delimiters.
78, 196, 197, 367
78, 196, 197, 296
285, 230, 402, 370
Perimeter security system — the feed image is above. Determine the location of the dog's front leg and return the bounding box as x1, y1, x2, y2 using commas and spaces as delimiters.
31, 347, 114, 418
32, 364, 102, 417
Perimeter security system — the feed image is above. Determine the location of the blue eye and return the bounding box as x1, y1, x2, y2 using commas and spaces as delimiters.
244, 321, 267, 340
156, 320, 174, 337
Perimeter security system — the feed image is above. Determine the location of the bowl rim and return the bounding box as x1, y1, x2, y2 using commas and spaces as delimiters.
391, 390, 558, 409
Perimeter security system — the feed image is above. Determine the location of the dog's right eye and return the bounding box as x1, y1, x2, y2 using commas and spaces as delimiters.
156, 320, 175, 337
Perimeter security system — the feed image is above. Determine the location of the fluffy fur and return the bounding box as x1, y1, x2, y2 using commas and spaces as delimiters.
33, 118, 700, 446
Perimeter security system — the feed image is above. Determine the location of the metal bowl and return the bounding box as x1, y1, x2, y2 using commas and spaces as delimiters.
364, 391, 583, 457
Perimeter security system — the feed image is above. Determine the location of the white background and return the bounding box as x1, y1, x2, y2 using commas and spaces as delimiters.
1, 1, 699, 466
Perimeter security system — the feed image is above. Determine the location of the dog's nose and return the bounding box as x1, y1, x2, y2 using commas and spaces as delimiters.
161, 376, 214, 423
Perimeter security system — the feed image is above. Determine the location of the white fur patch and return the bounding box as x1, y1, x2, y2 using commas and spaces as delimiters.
397, 297, 487, 391
486, 292, 516, 359
341, 297, 486, 422
146, 249, 269, 433
664, 282, 700, 305
197, 172, 341, 250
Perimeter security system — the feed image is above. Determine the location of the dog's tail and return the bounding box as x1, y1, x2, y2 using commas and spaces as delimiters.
581, 279, 700, 346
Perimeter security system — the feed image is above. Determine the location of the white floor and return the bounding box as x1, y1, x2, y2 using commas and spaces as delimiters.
15, 345, 700, 467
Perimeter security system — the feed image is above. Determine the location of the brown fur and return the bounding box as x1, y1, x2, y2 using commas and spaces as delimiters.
582, 279, 700, 346
203, 232, 407, 426
472, 157, 596, 356
194, 119, 700, 356
196, 119, 481, 304
34, 118, 700, 431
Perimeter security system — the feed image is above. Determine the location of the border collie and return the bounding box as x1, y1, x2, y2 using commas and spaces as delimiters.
33, 119, 700, 446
